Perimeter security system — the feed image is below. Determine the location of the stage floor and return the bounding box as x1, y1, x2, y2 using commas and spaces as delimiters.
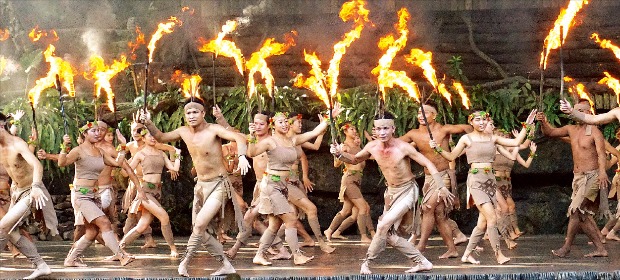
1, 234, 619, 279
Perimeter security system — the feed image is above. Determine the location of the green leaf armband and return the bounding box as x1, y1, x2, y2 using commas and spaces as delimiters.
247, 135, 258, 144
434, 146, 444, 154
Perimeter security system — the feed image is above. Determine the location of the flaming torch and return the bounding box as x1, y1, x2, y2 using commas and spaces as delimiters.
564, 76, 594, 113
599, 72, 620, 107
246, 32, 297, 113
372, 8, 419, 118
199, 20, 250, 123
144, 17, 181, 112
591, 33, 620, 60
84, 55, 129, 120
405, 48, 452, 105
294, 0, 370, 143
539, 0, 589, 105
172, 70, 202, 102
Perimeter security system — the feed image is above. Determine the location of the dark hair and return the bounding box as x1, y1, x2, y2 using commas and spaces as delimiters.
288, 112, 302, 119
0, 113, 7, 123
183, 97, 205, 108
253, 111, 272, 117
374, 111, 395, 120
136, 127, 147, 135
577, 98, 591, 105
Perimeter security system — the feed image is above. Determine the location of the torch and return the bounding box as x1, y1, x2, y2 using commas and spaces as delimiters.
376, 86, 385, 119
212, 53, 217, 106
243, 66, 253, 126
56, 74, 68, 135
143, 51, 150, 114
416, 84, 434, 141
559, 26, 565, 101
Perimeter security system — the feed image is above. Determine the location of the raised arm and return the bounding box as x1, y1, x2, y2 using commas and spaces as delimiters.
301, 132, 324, 150
561, 99, 620, 125
142, 111, 183, 143
293, 115, 328, 145
515, 142, 537, 168
442, 124, 474, 134
537, 112, 569, 138
162, 150, 181, 172
331, 142, 372, 165
430, 135, 468, 162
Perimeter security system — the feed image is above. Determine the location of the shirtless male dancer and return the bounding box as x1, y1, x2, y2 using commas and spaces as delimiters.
399, 101, 469, 258
0, 112, 57, 279
142, 98, 250, 276
539, 100, 608, 258
331, 112, 454, 274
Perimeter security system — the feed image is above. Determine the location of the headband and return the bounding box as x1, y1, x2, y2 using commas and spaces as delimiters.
184, 101, 205, 112
373, 119, 395, 127
79, 121, 98, 134
468, 111, 488, 123
254, 113, 269, 122
288, 114, 303, 124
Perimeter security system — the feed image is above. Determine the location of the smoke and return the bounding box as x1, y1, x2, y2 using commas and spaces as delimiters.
81, 29, 104, 56
235, 0, 272, 29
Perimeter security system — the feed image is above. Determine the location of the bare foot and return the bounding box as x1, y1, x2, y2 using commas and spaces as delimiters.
253, 253, 272, 266
293, 252, 314, 265
170, 250, 179, 258
226, 243, 241, 259
438, 249, 459, 259
269, 247, 292, 260
584, 249, 608, 257
300, 239, 315, 247
606, 232, 620, 241
461, 254, 479, 265
178, 258, 190, 277
360, 261, 372, 274
319, 241, 336, 254
506, 239, 518, 250
496, 254, 510, 264
331, 233, 348, 240
601, 228, 610, 236
324, 229, 333, 242
360, 235, 372, 243
405, 259, 433, 273
103, 254, 119, 261
141, 237, 157, 249
211, 258, 236, 276
454, 233, 468, 246
552, 247, 570, 258
24, 263, 51, 280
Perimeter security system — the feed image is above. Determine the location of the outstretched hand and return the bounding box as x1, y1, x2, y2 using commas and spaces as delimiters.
236, 155, 252, 175
11, 110, 25, 120
138, 109, 151, 124
331, 102, 344, 118
437, 187, 455, 206
116, 129, 127, 145
560, 99, 573, 114
30, 184, 49, 210
213, 104, 223, 119
330, 143, 343, 156
525, 109, 538, 125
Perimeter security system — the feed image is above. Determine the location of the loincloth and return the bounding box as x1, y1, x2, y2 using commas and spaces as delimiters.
258, 175, 294, 216
73, 185, 106, 224
10, 183, 58, 236
193, 176, 243, 233
421, 170, 453, 213
129, 182, 162, 214
568, 170, 602, 217
383, 180, 419, 234
228, 174, 244, 197
339, 171, 363, 202
466, 170, 497, 209
287, 178, 307, 202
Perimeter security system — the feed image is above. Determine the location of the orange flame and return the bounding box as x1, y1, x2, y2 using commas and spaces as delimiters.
540, 0, 589, 69
599, 72, 620, 106
181, 6, 194, 14
246, 32, 296, 98
405, 49, 452, 105
172, 70, 202, 99
294, 0, 370, 107
0, 29, 9, 41
198, 20, 244, 75
28, 26, 58, 43
591, 33, 620, 60
27, 44, 75, 107
148, 17, 181, 63
294, 51, 330, 107
128, 26, 145, 60
326, 0, 370, 97
452, 82, 470, 109
84, 55, 130, 112
564, 77, 594, 113
371, 8, 419, 101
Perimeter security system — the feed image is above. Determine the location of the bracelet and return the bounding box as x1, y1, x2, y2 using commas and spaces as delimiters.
116, 144, 126, 152
434, 146, 444, 153
172, 153, 182, 160
10, 119, 21, 126
27, 139, 38, 146
247, 135, 258, 144
60, 143, 71, 153
528, 151, 537, 158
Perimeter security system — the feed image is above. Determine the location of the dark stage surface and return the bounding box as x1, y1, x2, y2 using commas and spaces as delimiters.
2, 234, 619, 279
